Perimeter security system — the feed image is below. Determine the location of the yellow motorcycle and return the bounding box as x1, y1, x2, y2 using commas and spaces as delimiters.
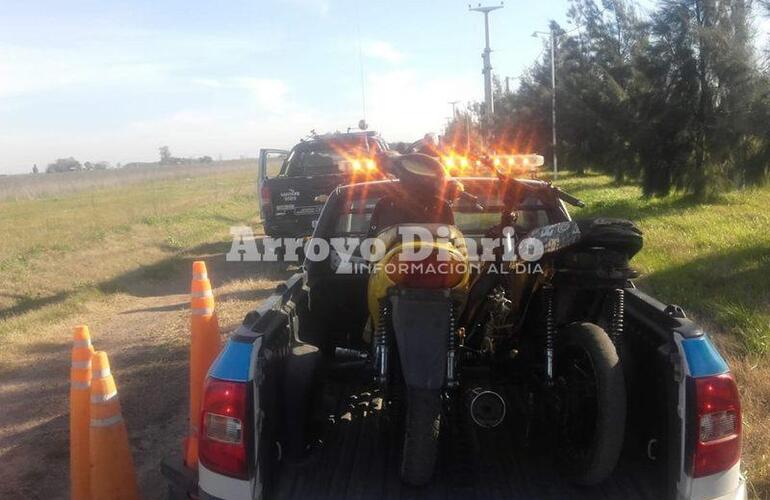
365, 153, 476, 485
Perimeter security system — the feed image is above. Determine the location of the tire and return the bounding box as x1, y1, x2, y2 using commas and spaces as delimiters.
556, 322, 626, 485
400, 388, 441, 486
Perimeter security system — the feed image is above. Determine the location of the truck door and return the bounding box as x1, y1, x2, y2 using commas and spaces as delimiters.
258, 148, 289, 217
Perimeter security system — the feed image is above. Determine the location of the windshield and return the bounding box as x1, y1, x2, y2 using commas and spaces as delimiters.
331, 181, 553, 237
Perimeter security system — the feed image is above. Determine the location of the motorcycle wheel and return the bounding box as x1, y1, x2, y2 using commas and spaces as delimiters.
400, 387, 441, 486
555, 322, 625, 485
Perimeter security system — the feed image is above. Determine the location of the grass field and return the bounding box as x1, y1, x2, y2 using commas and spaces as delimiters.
0, 167, 767, 496
0, 163, 259, 341
556, 173, 770, 357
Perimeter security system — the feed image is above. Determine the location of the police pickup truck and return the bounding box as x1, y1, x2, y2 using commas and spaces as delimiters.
258, 131, 388, 237
163, 174, 746, 500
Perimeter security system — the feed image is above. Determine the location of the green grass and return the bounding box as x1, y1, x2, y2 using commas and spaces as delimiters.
556, 172, 770, 356
0, 165, 259, 338
1, 166, 767, 356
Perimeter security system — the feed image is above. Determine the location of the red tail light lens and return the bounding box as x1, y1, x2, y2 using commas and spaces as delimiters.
385, 251, 465, 289
692, 373, 741, 478
260, 186, 272, 218
199, 378, 250, 479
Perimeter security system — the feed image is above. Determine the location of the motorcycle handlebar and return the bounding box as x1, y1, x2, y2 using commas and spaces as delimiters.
553, 187, 586, 208
458, 190, 485, 211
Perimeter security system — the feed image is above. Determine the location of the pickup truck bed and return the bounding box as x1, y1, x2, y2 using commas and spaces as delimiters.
175, 266, 744, 500
274, 378, 662, 499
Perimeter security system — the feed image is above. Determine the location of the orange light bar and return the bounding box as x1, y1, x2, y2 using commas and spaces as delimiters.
495, 154, 544, 174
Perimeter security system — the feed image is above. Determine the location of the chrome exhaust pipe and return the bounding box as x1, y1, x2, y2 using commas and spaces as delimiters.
467, 387, 506, 429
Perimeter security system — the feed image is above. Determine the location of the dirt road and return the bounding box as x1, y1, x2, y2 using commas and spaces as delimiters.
0, 247, 290, 499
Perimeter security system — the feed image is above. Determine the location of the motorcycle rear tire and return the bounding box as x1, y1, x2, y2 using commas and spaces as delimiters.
556, 322, 626, 485
400, 387, 441, 486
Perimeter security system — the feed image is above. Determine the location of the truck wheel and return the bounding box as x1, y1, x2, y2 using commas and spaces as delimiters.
555, 322, 626, 485
400, 388, 441, 486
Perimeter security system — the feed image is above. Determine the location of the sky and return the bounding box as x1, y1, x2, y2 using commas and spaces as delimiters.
0, 0, 766, 174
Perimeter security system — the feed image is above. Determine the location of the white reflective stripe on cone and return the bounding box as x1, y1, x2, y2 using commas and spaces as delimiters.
91, 391, 118, 404
191, 290, 213, 298
72, 339, 91, 348
91, 368, 111, 379
192, 272, 208, 280
71, 360, 91, 369
90, 414, 123, 427
192, 307, 215, 316
71, 381, 90, 390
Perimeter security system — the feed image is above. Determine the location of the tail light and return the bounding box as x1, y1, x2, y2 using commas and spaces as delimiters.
260, 186, 272, 218
385, 250, 465, 289
691, 373, 741, 477
199, 378, 251, 479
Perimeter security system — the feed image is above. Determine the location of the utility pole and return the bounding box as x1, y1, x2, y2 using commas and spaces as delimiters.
469, 3, 503, 117
504, 75, 520, 94
533, 26, 558, 179
448, 100, 460, 119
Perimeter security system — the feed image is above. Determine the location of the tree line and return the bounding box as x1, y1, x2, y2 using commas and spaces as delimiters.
451, 0, 770, 198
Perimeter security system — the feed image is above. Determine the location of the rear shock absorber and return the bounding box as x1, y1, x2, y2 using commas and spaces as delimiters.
374, 300, 390, 386
543, 284, 555, 384
611, 288, 625, 352
447, 304, 458, 389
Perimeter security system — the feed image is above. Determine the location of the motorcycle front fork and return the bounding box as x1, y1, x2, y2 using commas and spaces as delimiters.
374, 300, 460, 394
541, 284, 625, 385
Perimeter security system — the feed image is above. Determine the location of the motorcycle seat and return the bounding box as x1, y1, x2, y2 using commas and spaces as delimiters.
372, 223, 469, 261
573, 218, 643, 258
525, 218, 643, 259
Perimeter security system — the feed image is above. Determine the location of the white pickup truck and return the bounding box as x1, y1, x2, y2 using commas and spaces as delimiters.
163, 176, 746, 500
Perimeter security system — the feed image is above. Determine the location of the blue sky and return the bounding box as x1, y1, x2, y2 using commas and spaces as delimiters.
0, 0, 580, 173
0, 0, 763, 174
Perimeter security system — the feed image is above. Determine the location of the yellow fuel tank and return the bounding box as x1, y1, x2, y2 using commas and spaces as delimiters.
367, 224, 471, 326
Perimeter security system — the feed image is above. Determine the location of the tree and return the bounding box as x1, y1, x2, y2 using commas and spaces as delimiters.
46, 157, 82, 173
159, 146, 172, 165
638, 0, 765, 198
479, 0, 770, 197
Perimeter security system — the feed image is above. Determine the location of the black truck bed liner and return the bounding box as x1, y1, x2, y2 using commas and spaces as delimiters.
274, 381, 662, 500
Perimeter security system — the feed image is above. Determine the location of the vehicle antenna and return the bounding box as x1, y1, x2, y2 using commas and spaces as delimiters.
355, 7, 367, 124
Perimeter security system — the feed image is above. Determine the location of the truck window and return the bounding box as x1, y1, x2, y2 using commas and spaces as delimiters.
281, 138, 381, 177
331, 186, 551, 237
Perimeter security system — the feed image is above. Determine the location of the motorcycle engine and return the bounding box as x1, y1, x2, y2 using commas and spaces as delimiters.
481, 285, 516, 356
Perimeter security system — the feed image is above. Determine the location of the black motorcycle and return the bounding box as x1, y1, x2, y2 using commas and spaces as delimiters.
458, 169, 642, 484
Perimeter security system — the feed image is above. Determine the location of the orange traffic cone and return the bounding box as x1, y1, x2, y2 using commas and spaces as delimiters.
70, 325, 94, 500
184, 260, 222, 468
89, 351, 139, 500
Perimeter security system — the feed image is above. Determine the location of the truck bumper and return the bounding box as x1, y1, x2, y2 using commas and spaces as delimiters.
264, 213, 318, 238
677, 463, 747, 500
161, 454, 198, 499
162, 456, 253, 500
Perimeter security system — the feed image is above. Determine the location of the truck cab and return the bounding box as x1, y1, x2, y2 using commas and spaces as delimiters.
258, 131, 388, 238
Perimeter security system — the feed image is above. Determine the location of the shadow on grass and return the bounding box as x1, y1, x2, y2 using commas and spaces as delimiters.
573, 194, 720, 223
0, 238, 294, 321
640, 244, 770, 354
0, 291, 74, 321
556, 172, 732, 224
